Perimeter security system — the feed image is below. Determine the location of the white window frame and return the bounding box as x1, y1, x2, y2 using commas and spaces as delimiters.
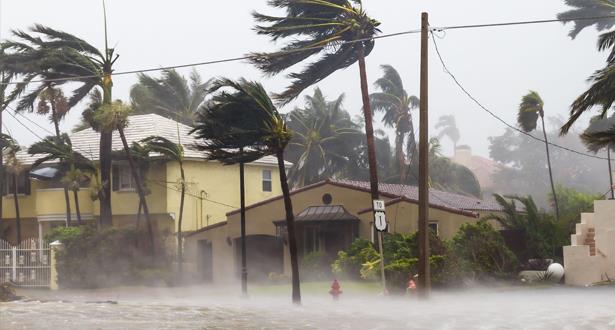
262, 169, 272, 192
118, 164, 135, 191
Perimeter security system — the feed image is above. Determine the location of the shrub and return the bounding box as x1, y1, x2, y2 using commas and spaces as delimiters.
46, 225, 172, 288
300, 251, 329, 281
331, 239, 377, 279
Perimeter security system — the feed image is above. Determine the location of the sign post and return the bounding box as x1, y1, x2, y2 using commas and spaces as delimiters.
373, 200, 387, 292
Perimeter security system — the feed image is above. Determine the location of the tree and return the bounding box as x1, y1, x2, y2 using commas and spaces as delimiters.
94, 101, 154, 251
558, 1, 615, 133
130, 69, 209, 126
28, 134, 95, 225
0, 134, 22, 244
141, 135, 186, 275
251, 0, 383, 202
517, 91, 560, 222
192, 78, 300, 304
581, 114, 615, 198
436, 115, 460, 150
0, 65, 14, 221
285, 88, 361, 187
370, 65, 419, 183
0, 20, 120, 227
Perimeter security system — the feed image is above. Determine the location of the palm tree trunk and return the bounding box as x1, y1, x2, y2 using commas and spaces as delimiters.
358, 48, 380, 201
99, 78, 113, 227
239, 160, 248, 296
0, 112, 3, 222
51, 104, 72, 227
540, 116, 560, 222
608, 148, 614, 199
12, 173, 21, 245
136, 199, 142, 230
177, 161, 186, 279
395, 130, 406, 183
118, 127, 155, 254
73, 189, 82, 225
277, 150, 300, 304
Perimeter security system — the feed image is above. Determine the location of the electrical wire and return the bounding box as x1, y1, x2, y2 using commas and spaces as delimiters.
432, 14, 615, 32
429, 30, 612, 161
146, 178, 238, 209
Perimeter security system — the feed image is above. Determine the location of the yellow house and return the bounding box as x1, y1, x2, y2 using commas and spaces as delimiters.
184, 179, 506, 283
1, 114, 284, 244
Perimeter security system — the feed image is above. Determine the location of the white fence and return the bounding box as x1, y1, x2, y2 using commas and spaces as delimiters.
0, 238, 51, 288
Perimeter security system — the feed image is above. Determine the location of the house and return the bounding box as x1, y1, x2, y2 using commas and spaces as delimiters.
1, 114, 284, 244
184, 179, 508, 283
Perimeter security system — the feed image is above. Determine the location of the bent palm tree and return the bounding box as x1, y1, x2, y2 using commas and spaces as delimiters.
94, 101, 154, 251
286, 88, 361, 187
370, 65, 419, 183
517, 91, 560, 222
130, 69, 209, 126
1, 134, 22, 244
141, 135, 186, 275
581, 114, 615, 198
192, 78, 300, 304
251, 0, 382, 201
0, 21, 119, 226
436, 115, 461, 150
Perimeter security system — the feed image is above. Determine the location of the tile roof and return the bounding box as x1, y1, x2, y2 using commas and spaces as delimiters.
273, 205, 359, 224
13, 113, 282, 167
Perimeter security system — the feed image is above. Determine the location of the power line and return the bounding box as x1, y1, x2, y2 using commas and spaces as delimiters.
429, 30, 611, 161
4, 109, 44, 140
147, 178, 237, 209
432, 14, 615, 32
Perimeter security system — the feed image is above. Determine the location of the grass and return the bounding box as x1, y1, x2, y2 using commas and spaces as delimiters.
249, 280, 382, 297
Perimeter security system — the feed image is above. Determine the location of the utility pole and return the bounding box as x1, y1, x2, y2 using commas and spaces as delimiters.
608, 148, 614, 200
239, 151, 248, 297
418, 12, 431, 297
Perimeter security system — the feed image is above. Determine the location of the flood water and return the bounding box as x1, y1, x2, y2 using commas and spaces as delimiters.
2, 285, 615, 329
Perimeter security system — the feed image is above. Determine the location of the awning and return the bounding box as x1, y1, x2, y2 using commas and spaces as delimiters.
29, 167, 61, 181
274, 205, 359, 226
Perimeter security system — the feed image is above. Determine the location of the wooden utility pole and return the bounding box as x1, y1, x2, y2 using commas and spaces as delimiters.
418, 12, 431, 297
240, 157, 248, 297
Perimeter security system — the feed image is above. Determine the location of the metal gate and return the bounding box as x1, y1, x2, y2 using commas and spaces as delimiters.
0, 238, 50, 288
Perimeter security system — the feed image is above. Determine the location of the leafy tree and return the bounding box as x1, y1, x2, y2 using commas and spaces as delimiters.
551, 185, 602, 243
0, 22, 120, 226
436, 115, 460, 150
252, 0, 383, 203
191, 78, 301, 304
370, 65, 419, 183
0, 134, 22, 244
517, 91, 560, 222
285, 88, 361, 186
344, 129, 395, 182
130, 69, 209, 126
141, 136, 186, 276
28, 134, 95, 225
94, 101, 154, 252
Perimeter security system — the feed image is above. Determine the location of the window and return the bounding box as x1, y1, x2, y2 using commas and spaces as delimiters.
3, 171, 30, 195
262, 169, 272, 192
304, 227, 321, 254
428, 222, 439, 236
113, 164, 135, 191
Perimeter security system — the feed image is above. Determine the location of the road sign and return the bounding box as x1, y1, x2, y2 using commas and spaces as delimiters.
373, 200, 385, 212
374, 211, 387, 231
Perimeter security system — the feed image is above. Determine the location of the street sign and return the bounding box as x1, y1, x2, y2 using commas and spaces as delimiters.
373, 200, 386, 212
374, 211, 387, 231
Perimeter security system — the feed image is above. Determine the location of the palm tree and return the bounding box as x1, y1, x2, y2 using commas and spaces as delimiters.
94, 101, 154, 251
0, 18, 120, 226
436, 115, 461, 150
370, 65, 419, 183
1, 133, 22, 244
0, 68, 14, 221
581, 114, 615, 198
28, 134, 95, 225
558, 1, 615, 133
517, 91, 560, 222
141, 135, 186, 275
251, 0, 383, 201
130, 69, 209, 126
285, 88, 361, 187
192, 78, 300, 304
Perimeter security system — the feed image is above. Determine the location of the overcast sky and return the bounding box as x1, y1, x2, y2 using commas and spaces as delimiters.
0, 0, 607, 158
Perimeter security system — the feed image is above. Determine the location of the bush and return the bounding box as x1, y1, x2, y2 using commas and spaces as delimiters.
46, 225, 172, 288
300, 251, 329, 281
331, 239, 378, 280
452, 221, 519, 280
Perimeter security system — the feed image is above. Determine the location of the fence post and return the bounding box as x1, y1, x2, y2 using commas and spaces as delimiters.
49, 241, 63, 290
11, 247, 17, 282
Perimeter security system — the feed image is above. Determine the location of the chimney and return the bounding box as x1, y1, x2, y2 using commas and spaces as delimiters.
453, 145, 472, 167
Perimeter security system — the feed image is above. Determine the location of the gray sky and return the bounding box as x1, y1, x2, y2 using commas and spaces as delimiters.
0, 0, 607, 158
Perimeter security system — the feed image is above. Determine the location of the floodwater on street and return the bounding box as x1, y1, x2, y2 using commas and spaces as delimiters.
2, 285, 615, 329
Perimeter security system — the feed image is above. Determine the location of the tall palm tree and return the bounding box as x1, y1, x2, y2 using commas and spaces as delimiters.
285, 88, 361, 187
130, 69, 209, 126
0, 19, 120, 226
581, 114, 615, 198
517, 91, 560, 222
559, 1, 615, 133
1, 133, 22, 244
251, 0, 383, 201
370, 65, 419, 183
28, 134, 95, 225
141, 135, 186, 275
192, 78, 300, 304
94, 101, 154, 251
436, 115, 461, 150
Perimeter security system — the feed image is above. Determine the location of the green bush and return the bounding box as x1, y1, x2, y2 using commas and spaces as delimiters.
46, 225, 172, 288
331, 239, 377, 279
300, 251, 329, 281
452, 221, 519, 279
